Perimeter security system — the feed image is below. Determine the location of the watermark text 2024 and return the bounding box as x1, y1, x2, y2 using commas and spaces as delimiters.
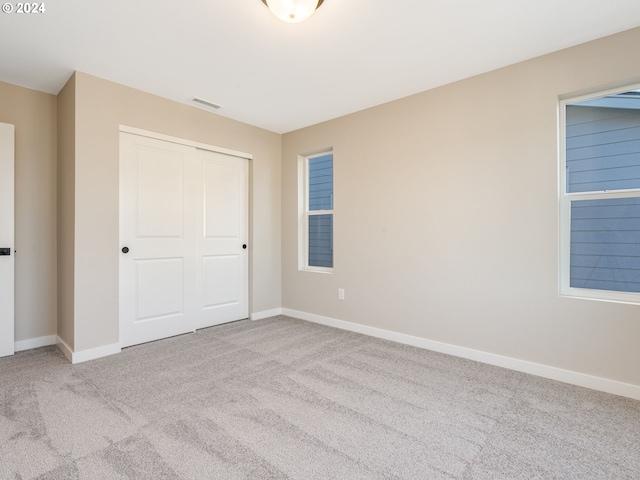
2, 3, 46, 14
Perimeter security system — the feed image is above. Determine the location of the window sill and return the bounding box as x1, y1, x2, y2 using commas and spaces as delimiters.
560, 287, 640, 306
299, 267, 334, 275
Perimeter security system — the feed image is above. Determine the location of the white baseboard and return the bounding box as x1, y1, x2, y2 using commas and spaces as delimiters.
56, 336, 73, 362
72, 343, 121, 364
282, 308, 640, 401
15, 335, 57, 352
250, 308, 283, 321
55, 336, 121, 364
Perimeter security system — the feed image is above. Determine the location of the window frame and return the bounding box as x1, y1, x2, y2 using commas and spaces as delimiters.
559, 83, 640, 304
298, 149, 334, 273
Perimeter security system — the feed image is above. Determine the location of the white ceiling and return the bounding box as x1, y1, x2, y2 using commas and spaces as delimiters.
2, 0, 640, 133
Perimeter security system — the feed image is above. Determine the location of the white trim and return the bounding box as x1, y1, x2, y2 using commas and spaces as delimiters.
297, 155, 305, 270
250, 308, 283, 321
55, 337, 121, 364
558, 83, 640, 305
299, 150, 334, 273
56, 336, 73, 363
119, 125, 252, 160
72, 343, 121, 364
578, 94, 640, 110
15, 335, 57, 352
560, 82, 640, 105
282, 308, 640, 401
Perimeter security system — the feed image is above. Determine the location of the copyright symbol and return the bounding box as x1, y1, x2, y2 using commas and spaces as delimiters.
2, 3, 13, 13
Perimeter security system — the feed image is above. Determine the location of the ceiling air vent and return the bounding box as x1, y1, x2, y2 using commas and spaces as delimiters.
191, 97, 222, 111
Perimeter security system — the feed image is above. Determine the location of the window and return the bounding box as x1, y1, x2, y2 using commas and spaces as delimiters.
299, 151, 333, 272
560, 86, 640, 303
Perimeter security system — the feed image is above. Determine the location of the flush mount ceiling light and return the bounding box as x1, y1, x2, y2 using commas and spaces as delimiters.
261, 0, 324, 23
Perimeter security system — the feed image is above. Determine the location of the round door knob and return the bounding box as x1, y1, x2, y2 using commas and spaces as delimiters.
242, 244, 247, 249
122, 247, 130, 254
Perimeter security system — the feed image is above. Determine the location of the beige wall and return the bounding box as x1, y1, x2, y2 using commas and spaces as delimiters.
281, 27, 640, 387
56, 74, 75, 349
0, 81, 57, 343
71, 72, 281, 352
5, 26, 640, 390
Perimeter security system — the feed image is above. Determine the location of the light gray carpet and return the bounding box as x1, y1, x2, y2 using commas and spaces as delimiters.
1, 315, 639, 479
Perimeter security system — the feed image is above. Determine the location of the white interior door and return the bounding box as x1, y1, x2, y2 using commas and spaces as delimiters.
0, 123, 15, 358
197, 149, 249, 329
120, 132, 249, 348
120, 133, 198, 348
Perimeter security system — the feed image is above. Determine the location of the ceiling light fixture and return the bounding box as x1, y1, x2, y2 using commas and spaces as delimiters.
261, 0, 324, 23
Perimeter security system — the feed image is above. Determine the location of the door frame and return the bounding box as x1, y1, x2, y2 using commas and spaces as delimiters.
118, 125, 252, 347
120, 126, 253, 161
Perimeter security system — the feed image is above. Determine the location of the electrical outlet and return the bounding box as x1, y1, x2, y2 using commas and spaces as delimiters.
338, 288, 345, 300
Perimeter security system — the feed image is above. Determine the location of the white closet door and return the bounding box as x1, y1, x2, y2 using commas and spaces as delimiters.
196, 149, 249, 329
119, 132, 249, 348
119, 133, 198, 348
0, 123, 15, 358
